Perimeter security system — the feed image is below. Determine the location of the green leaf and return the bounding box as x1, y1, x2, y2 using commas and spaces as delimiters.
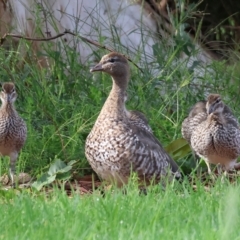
48, 159, 72, 175
56, 172, 72, 181
67, 160, 77, 166
32, 159, 74, 191
165, 138, 188, 152
165, 138, 191, 161
172, 144, 192, 161
180, 78, 190, 88
32, 173, 56, 191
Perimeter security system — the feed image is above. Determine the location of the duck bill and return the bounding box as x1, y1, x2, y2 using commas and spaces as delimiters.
90, 63, 103, 72
207, 106, 213, 114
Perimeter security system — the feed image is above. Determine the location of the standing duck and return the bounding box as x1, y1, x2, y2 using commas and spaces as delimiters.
0, 82, 27, 185
85, 52, 180, 187
190, 94, 240, 173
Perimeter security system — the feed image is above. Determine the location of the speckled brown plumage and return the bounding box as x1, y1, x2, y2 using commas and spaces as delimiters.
190, 94, 240, 173
127, 110, 153, 133
181, 100, 207, 144
124, 93, 153, 133
85, 52, 180, 187
182, 95, 236, 143
0, 82, 27, 184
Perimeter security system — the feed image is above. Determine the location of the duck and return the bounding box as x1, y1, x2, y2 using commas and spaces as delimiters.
190, 94, 240, 173
85, 52, 180, 187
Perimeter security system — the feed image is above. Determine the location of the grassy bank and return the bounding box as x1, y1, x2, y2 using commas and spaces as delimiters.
1, 178, 240, 240
0, 37, 239, 176
0, 3, 240, 239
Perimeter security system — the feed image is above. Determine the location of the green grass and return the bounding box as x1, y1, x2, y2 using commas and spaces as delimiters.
1, 2, 240, 239
1, 179, 240, 240
1, 37, 239, 176
1, 2, 240, 174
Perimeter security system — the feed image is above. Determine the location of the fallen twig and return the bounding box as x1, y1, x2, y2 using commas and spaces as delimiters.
0, 30, 143, 72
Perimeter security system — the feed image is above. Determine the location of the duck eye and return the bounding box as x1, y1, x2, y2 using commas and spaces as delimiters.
108, 58, 115, 63
216, 98, 220, 103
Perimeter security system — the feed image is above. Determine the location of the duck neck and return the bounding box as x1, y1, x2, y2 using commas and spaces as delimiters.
100, 75, 128, 119
215, 112, 226, 125
207, 112, 225, 127
1, 101, 16, 114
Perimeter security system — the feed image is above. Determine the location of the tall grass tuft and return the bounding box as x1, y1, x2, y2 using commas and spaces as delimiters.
0, 1, 239, 177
